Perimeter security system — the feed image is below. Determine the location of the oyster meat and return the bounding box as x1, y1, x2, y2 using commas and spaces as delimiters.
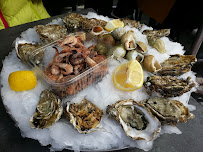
63, 13, 83, 31
144, 76, 196, 97
35, 24, 67, 43
143, 29, 170, 38
159, 54, 197, 76
107, 99, 161, 141
141, 97, 194, 125
30, 90, 63, 129
65, 99, 103, 134
15, 40, 44, 65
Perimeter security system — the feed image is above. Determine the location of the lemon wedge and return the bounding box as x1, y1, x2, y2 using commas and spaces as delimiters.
113, 59, 144, 91
105, 19, 124, 32
8, 71, 37, 91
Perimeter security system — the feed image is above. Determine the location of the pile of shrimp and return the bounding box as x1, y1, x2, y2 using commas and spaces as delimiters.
44, 35, 107, 97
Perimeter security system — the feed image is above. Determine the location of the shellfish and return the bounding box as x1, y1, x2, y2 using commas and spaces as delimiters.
63, 13, 83, 31
143, 55, 162, 72
106, 99, 161, 141
35, 24, 67, 43
142, 29, 170, 38
65, 99, 103, 134
121, 30, 136, 50
141, 97, 194, 125
111, 27, 126, 40
158, 54, 197, 76
147, 36, 166, 53
144, 76, 196, 97
30, 90, 63, 129
135, 41, 147, 54
121, 18, 140, 28
126, 50, 144, 63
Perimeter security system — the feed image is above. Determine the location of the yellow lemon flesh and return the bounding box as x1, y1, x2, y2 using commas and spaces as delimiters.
105, 19, 124, 32
113, 59, 144, 91
8, 71, 37, 91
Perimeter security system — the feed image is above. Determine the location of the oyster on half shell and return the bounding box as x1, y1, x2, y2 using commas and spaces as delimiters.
144, 76, 196, 97
35, 24, 67, 43
106, 99, 161, 141
158, 54, 197, 76
30, 90, 63, 129
65, 99, 103, 134
141, 97, 194, 125
15, 40, 44, 65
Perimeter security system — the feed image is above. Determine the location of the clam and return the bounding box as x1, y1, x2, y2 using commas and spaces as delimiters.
65, 99, 103, 134
90, 26, 105, 36
35, 24, 67, 43
147, 36, 166, 53
106, 99, 161, 141
15, 39, 44, 65
126, 50, 144, 63
121, 30, 136, 50
111, 27, 126, 40
142, 29, 170, 38
30, 90, 63, 129
143, 55, 162, 72
141, 97, 194, 125
135, 41, 147, 54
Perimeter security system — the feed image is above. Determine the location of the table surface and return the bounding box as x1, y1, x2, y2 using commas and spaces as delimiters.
0, 9, 203, 152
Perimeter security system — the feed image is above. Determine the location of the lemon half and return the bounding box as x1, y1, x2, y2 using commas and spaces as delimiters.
8, 71, 37, 91
113, 60, 144, 91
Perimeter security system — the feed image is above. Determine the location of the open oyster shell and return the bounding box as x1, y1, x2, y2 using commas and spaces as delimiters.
144, 76, 196, 97
143, 29, 170, 38
158, 54, 197, 76
65, 99, 103, 134
15, 39, 44, 65
30, 90, 63, 129
141, 97, 194, 125
63, 13, 83, 31
106, 99, 161, 141
35, 24, 67, 43
121, 18, 140, 28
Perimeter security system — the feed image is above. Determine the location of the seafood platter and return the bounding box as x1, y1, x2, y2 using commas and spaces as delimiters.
0, 12, 198, 151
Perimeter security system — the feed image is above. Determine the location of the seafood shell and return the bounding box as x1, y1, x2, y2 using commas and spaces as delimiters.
147, 36, 166, 53
81, 18, 107, 31
135, 41, 147, 54
126, 50, 144, 63
143, 55, 162, 72
111, 27, 126, 40
65, 99, 103, 134
158, 54, 197, 76
63, 13, 83, 31
110, 45, 126, 58
107, 99, 161, 141
121, 30, 136, 50
15, 39, 44, 65
35, 24, 67, 43
143, 29, 170, 38
141, 97, 194, 125
90, 26, 104, 36
121, 18, 140, 28
30, 90, 63, 129
144, 76, 196, 97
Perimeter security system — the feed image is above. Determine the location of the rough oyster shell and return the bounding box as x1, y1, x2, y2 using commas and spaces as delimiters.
143, 29, 170, 38
121, 30, 136, 50
65, 99, 103, 134
144, 76, 196, 97
81, 18, 107, 31
15, 39, 44, 65
121, 18, 140, 28
35, 24, 67, 43
30, 90, 63, 129
63, 13, 83, 31
141, 97, 194, 125
147, 36, 166, 53
143, 55, 162, 72
106, 99, 161, 141
158, 54, 197, 76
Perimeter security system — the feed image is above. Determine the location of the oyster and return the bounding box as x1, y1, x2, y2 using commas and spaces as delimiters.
106, 99, 161, 141
147, 36, 166, 53
65, 99, 103, 134
121, 30, 136, 50
158, 54, 197, 76
63, 13, 83, 31
143, 55, 162, 72
144, 76, 196, 97
30, 90, 63, 129
15, 40, 44, 65
81, 18, 107, 31
121, 18, 140, 28
143, 29, 170, 38
111, 27, 126, 40
35, 24, 67, 43
141, 97, 194, 125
